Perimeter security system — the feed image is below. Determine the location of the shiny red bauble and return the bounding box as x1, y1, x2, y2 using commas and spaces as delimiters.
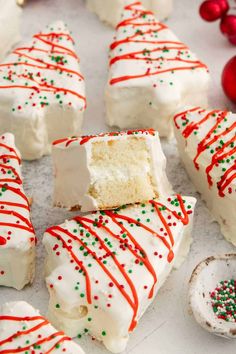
199, 0, 223, 21
220, 15, 236, 44
222, 56, 236, 103
217, 0, 229, 15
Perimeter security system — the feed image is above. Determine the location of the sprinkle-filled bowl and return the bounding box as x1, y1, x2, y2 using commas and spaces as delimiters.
189, 254, 236, 339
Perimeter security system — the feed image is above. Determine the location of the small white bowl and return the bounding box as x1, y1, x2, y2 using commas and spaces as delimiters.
189, 254, 236, 339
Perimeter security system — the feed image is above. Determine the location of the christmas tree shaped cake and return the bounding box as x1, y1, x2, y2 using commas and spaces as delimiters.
106, 1, 209, 138
0, 21, 86, 160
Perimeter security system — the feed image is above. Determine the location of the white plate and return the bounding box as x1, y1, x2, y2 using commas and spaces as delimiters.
189, 254, 236, 339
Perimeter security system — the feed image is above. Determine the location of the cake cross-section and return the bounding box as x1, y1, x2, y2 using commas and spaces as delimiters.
0, 133, 36, 290
174, 107, 236, 246
105, 1, 209, 138
52, 129, 172, 212
86, 0, 173, 27
43, 194, 196, 353
0, 21, 86, 160
0, 301, 85, 354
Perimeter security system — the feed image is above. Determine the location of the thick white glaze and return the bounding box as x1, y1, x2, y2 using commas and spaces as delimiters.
0, 0, 21, 61
0, 301, 85, 353
0, 21, 86, 160
174, 107, 236, 246
43, 194, 196, 353
0, 133, 35, 290
105, 1, 209, 138
86, 0, 173, 27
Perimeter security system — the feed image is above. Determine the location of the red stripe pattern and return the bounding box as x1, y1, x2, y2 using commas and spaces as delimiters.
0, 133, 35, 283
0, 302, 84, 353
0, 22, 86, 114
44, 195, 195, 335
52, 128, 156, 147
174, 108, 236, 197
108, 2, 208, 86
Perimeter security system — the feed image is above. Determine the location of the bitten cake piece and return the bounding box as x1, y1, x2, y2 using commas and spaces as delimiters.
106, 2, 209, 138
43, 194, 196, 353
52, 129, 172, 212
86, 0, 172, 27
0, 133, 35, 290
0, 0, 21, 61
0, 21, 86, 160
0, 301, 85, 354
174, 107, 236, 246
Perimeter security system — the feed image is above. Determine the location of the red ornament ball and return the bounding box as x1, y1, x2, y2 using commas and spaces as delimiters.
222, 56, 236, 103
220, 15, 236, 44
199, 0, 223, 22
217, 0, 229, 15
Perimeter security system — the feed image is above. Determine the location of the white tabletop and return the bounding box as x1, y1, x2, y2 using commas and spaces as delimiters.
0, 1, 236, 353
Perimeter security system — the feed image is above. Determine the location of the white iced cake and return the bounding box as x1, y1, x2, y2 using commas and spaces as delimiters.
0, 301, 85, 354
106, 1, 209, 138
0, 133, 35, 290
52, 129, 172, 212
43, 194, 196, 353
174, 107, 236, 246
0, 21, 86, 160
86, 0, 173, 27
0, 0, 21, 61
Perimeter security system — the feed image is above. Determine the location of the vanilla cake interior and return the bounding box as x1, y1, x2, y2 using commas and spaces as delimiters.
89, 138, 157, 207
52, 130, 172, 211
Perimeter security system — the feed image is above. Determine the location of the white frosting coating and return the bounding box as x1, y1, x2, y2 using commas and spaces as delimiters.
0, 133, 36, 290
105, 1, 210, 138
0, 0, 21, 61
0, 21, 86, 160
0, 301, 85, 353
87, 0, 172, 27
52, 129, 172, 212
43, 194, 196, 353
173, 107, 236, 246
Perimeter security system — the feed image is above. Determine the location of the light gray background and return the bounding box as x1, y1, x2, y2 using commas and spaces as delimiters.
1, 0, 236, 353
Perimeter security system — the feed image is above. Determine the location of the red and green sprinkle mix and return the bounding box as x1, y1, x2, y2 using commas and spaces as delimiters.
210, 279, 236, 322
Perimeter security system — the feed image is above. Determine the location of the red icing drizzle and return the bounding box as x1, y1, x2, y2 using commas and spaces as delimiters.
0, 313, 71, 353
47, 226, 92, 304
174, 107, 202, 129
52, 129, 156, 147
0, 136, 35, 256
109, 2, 208, 85
46, 195, 191, 332
0, 30, 86, 108
175, 109, 236, 197
0, 164, 21, 185
0, 236, 6, 246
0, 143, 21, 164
102, 212, 157, 299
